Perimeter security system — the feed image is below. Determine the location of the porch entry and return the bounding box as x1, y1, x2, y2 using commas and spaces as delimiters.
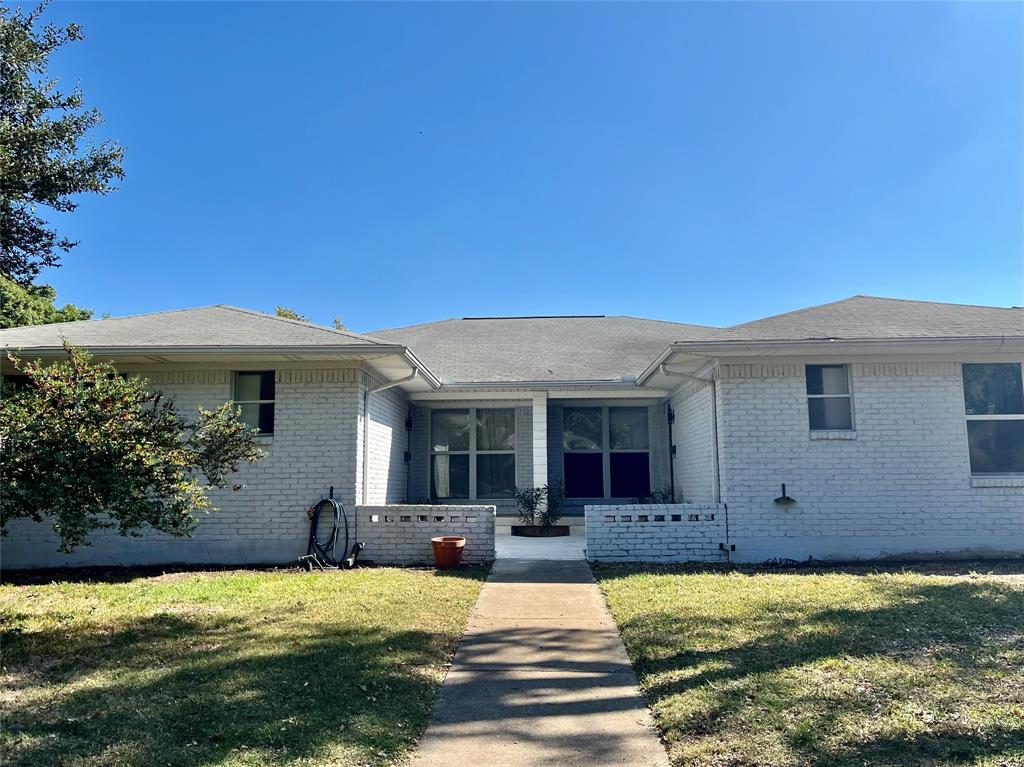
426, 399, 659, 509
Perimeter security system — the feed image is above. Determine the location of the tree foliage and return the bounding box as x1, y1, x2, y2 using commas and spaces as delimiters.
0, 273, 92, 328
0, 345, 265, 552
275, 306, 310, 322
0, 2, 125, 285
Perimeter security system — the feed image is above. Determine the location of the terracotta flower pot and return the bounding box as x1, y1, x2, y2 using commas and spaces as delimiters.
431, 536, 466, 569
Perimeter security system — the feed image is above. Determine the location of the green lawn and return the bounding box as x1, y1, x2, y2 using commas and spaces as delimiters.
0, 567, 486, 767
595, 562, 1024, 767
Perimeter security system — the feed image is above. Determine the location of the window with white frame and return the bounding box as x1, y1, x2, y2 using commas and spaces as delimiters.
963, 363, 1024, 474
806, 364, 853, 430
562, 406, 651, 498
431, 408, 516, 499
234, 371, 275, 434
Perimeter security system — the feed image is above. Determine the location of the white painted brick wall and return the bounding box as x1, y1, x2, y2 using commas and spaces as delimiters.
715, 361, 1024, 562
671, 381, 717, 501
585, 503, 727, 562
2, 367, 363, 569
363, 376, 410, 505
356, 504, 495, 565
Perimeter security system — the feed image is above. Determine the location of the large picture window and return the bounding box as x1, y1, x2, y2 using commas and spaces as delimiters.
563, 406, 650, 498
234, 371, 275, 435
963, 363, 1024, 474
431, 408, 516, 499
806, 364, 853, 430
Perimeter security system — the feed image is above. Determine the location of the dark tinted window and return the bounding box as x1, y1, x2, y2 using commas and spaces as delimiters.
610, 453, 651, 498
963, 364, 1024, 415
564, 453, 603, 498
967, 421, 1024, 474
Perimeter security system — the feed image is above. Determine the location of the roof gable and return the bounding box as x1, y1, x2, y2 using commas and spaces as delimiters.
0, 305, 392, 350
716, 296, 1023, 342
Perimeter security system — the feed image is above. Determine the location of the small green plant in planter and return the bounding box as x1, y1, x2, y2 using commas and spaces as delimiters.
512, 483, 567, 536
632, 487, 675, 504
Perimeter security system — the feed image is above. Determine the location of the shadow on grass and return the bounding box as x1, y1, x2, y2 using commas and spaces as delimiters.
1, 598, 473, 766
598, 570, 1024, 766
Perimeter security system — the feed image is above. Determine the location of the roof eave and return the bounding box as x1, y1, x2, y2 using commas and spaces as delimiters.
636, 335, 1024, 385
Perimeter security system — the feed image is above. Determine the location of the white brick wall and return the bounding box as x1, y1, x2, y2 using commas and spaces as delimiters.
362, 376, 410, 505
356, 504, 495, 564
712, 360, 1024, 562
671, 378, 717, 502
585, 503, 727, 562
3, 367, 364, 569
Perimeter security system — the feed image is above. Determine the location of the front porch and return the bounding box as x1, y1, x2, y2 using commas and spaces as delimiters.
407, 392, 674, 516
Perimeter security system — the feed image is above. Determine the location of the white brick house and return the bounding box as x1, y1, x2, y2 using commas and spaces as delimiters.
2, 296, 1022, 567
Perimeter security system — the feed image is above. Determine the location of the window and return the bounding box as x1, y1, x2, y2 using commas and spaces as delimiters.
234, 371, 275, 435
563, 406, 650, 498
806, 364, 853, 430
963, 363, 1024, 474
431, 408, 515, 499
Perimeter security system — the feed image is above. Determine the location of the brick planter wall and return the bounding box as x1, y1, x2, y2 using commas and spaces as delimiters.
356, 505, 496, 565
584, 503, 728, 563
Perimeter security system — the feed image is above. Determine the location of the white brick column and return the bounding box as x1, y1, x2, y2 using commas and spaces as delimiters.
532, 393, 548, 490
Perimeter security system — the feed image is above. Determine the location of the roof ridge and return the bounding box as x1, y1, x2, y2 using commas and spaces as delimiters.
0, 304, 228, 332
616, 314, 723, 330
850, 294, 1023, 311
368, 318, 461, 334
727, 295, 866, 329
216, 305, 390, 344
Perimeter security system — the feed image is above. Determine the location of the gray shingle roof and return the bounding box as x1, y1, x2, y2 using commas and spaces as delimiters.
369, 315, 721, 383
714, 296, 1023, 342
0, 305, 393, 350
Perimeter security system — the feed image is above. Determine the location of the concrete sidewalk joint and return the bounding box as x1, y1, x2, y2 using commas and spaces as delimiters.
409, 558, 670, 767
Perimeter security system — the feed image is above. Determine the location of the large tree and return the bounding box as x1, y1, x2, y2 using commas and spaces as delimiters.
0, 273, 92, 328
0, 2, 124, 286
0, 345, 265, 552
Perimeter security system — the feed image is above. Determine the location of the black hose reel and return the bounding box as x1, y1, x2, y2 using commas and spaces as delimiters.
299, 486, 364, 571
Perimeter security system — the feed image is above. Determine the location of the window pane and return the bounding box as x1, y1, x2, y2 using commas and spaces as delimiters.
806, 365, 849, 396
610, 453, 651, 498
258, 371, 275, 400
432, 454, 469, 499
238, 402, 260, 431
432, 410, 470, 451
808, 397, 853, 430
609, 407, 649, 450
234, 372, 262, 401
237, 403, 274, 434
564, 453, 603, 498
477, 409, 516, 451
963, 364, 1024, 415
967, 421, 1024, 474
258, 403, 274, 434
563, 407, 603, 450
234, 371, 274, 401
477, 454, 515, 498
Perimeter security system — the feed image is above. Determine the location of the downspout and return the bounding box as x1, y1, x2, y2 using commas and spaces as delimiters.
362, 369, 419, 506
658, 363, 729, 561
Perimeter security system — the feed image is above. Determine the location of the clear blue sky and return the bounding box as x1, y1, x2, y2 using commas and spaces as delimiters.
34, 1, 1024, 332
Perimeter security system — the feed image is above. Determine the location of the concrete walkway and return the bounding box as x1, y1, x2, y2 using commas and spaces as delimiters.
410, 559, 670, 767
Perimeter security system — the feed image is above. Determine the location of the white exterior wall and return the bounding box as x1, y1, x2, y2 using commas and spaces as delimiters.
357, 504, 495, 565
362, 375, 410, 505
671, 379, 718, 502
2, 367, 363, 569
716, 361, 1024, 562
585, 503, 727, 562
